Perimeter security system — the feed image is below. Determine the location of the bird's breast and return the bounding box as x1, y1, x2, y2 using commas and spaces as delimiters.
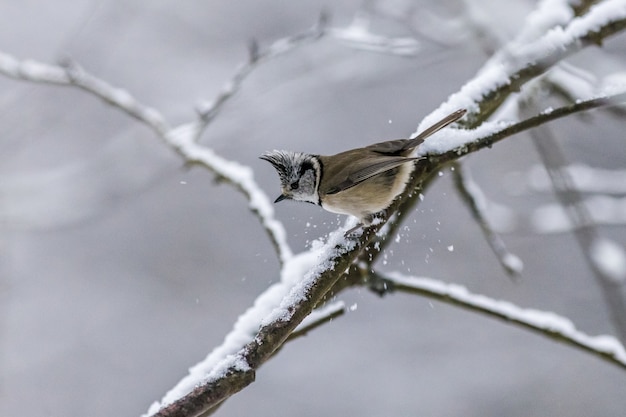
320, 162, 413, 222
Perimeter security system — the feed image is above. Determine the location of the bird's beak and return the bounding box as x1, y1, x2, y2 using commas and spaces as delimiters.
274, 194, 288, 203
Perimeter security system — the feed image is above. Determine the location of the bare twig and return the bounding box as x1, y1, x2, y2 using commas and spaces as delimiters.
194, 13, 330, 138
287, 301, 346, 341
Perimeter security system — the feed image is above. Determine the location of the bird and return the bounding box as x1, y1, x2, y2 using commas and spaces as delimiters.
260, 109, 466, 234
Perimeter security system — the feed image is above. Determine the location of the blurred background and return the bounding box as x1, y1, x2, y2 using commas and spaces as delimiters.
1, 1, 626, 416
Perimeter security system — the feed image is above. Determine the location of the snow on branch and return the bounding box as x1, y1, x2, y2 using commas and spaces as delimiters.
417, 0, 626, 131
147, 229, 380, 417
419, 89, 626, 160
0, 14, 425, 263
451, 162, 523, 277
380, 271, 626, 370
0, 53, 170, 135
144, 4, 626, 412
0, 50, 294, 263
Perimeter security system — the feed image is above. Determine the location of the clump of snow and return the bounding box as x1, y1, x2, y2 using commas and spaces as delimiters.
502, 253, 524, 275
416, 120, 511, 156
146, 223, 360, 415
590, 238, 626, 283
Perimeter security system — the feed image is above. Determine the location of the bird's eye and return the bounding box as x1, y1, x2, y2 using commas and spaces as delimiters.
290, 181, 299, 190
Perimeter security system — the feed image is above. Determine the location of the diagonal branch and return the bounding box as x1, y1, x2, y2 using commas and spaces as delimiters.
0, 51, 294, 265
420, 0, 626, 130
451, 162, 523, 277
149, 226, 384, 417
434, 90, 626, 163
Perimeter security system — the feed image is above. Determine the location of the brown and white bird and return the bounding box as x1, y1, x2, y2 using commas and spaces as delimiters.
260, 109, 466, 232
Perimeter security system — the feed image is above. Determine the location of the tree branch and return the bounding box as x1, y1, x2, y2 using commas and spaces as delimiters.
150, 226, 384, 417
373, 271, 626, 370
434, 90, 626, 162
451, 162, 523, 277
421, 0, 626, 130
0, 52, 294, 266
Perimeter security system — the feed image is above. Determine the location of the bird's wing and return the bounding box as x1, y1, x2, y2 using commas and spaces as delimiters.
325, 156, 420, 195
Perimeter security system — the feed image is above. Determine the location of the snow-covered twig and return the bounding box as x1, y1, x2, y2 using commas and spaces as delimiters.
451, 162, 523, 277
427, 90, 626, 160
0, 53, 171, 135
0, 51, 294, 264
419, 0, 626, 129
378, 271, 626, 370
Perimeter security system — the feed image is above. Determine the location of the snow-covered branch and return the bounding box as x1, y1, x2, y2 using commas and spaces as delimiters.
148, 228, 381, 417
425, 90, 626, 161
3, 1, 626, 416
451, 162, 523, 277
378, 271, 626, 370
147, 4, 626, 413
0, 50, 294, 264
417, 0, 626, 130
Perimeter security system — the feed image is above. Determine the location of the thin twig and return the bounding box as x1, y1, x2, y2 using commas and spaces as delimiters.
194, 13, 329, 138
435, 90, 626, 161
287, 301, 346, 341
373, 271, 626, 370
